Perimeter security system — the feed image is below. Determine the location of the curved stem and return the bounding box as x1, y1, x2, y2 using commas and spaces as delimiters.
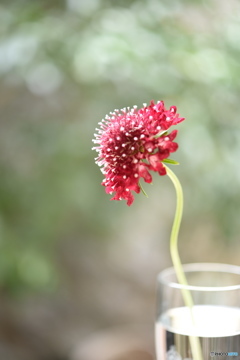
165, 165, 203, 360
165, 166, 191, 303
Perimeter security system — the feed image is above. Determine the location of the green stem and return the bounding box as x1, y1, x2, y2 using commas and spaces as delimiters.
165, 165, 203, 360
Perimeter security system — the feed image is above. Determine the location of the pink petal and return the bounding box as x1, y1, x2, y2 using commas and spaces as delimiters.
138, 164, 152, 183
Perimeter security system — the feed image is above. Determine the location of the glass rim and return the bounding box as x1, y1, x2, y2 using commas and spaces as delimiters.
157, 262, 240, 291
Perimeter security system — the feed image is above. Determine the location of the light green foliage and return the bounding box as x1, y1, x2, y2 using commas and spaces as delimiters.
0, 0, 240, 294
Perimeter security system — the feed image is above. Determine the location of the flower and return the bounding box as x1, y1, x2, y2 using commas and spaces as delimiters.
93, 100, 185, 206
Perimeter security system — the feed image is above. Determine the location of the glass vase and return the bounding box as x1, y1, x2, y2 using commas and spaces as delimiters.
155, 263, 240, 360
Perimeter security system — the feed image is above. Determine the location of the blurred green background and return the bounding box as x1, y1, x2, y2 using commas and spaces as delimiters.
0, 0, 240, 359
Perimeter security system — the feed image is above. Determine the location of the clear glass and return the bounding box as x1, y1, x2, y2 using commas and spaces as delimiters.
155, 263, 240, 360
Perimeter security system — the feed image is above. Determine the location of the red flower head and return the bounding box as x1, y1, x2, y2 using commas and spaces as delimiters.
93, 100, 185, 206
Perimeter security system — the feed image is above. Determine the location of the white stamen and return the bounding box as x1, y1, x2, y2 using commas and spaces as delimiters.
123, 175, 127, 179
140, 134, 145, 139
122, 153, 126, 157
165, 137, 169, 141
157, 126, 161, 130
166, 117, 171, 121
134, 137, 138, 141
126, 188, 129, 191
123, 165, 127, 169
131, 146, 135, 150
116, 136, 121, 140
107, 148, 111, 151
97, 160, 104, 166
122, 143, 126, 147
149, 116, 153, 120
148, 148, 152, 152
115, 146, 119, 150
134, 174, 139, 178
133, 159, 138, 164
120, 126, 125, 131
